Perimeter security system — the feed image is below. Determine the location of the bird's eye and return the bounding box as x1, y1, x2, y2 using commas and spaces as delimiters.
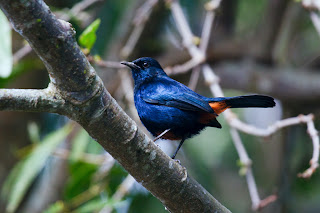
142, 62, 149, 68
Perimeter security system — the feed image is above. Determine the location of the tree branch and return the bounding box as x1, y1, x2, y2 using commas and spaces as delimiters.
0, 0, 230, 212
0, 87, 66, 113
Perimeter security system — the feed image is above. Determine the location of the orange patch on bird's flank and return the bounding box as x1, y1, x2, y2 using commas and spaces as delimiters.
209, 101, 230, 115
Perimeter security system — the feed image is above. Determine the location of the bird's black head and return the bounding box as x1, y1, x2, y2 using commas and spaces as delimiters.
121, 57, 167, 86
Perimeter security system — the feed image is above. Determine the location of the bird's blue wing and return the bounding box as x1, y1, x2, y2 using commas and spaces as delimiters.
141, 77, 215, 113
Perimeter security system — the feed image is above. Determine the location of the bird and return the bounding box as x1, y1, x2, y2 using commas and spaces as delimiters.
121, 57, 276, 159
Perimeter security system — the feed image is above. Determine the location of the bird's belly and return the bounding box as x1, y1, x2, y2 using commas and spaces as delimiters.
136, 103, 205, 139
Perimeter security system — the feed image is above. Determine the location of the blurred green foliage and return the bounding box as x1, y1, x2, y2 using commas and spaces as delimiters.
2, 124, 72, 213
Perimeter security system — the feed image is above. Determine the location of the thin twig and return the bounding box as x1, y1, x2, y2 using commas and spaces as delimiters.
169, 0, 204, 60
188, 66, 201, 90
59, 0, 104, 21
246, 168, 261, 210
298, 118, 319, 178
94, 152, 116, 182
165, 57, 205, 75
302, 0, 320, 11
88, 56, 125, 69
52, 148, 109, 165
229, 114, 313, 137
133, 0, 158, 25
200, 0, 221, 53
310, 12, 320, 36
13, 44, 32, 64
121, 0, 159, 58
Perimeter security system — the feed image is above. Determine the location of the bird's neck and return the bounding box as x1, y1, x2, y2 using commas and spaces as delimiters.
133, 77, 153, 93
132, 73, 165, 91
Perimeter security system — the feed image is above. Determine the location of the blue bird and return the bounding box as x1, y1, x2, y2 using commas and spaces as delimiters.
121, 57, 275, 159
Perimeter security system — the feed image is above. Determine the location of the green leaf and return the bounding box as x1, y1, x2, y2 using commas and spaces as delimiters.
1, 160, 25, 198
0, 10, 12, 78
43, 201, 65, 213
70, 129, 90, 162
3, 124, 72, 213
74, 198, 127, 213
79, 19, 101, 51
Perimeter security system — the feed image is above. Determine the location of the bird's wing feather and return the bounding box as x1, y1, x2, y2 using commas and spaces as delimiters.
141, 78, 215, 113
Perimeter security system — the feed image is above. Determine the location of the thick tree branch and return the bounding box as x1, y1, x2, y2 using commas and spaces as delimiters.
0, 87, 66, 113
0, 0, 230, 212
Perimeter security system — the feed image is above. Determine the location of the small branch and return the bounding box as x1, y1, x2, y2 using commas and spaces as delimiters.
229, 128, 251, 166
245, 168, 260, 210
52, 148, 108, 165
256, 195, 278, 211
188, 66, 201, 90
94, 153, 116, 181
228, 114, 313, 137
310, 12, 320, 36
0, 87, 66, 114
165, 57, 204, 75
88, 56, 125, 69
302, 0, 320, 11
298, 118, 319, 178
59, 0, 104, 21
168, 0, 204, 60
227, 113, 320, 178
13, 44, 32, 64
133, 0, 158, 25
121, 25, 145, 58
121, 0, 159, 58
165, 0, 220, 75
200, 0, 221, 53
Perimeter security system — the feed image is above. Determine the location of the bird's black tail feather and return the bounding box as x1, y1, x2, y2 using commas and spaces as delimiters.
224, 95, 275, 108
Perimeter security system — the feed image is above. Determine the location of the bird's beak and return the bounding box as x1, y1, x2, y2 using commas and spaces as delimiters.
121, 61, 140, 70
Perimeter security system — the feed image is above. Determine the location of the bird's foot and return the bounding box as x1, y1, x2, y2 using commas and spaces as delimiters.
173, 159, 181, 165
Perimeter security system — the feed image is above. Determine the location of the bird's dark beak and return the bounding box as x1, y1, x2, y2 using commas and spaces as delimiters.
121, 61, 140, 70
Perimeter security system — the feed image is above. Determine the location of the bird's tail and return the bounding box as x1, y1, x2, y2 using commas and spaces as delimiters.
209, 95, 275, 115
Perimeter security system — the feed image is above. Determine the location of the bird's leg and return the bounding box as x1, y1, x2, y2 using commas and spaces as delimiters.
171, 138, 185, 159
153, 129, 171, 142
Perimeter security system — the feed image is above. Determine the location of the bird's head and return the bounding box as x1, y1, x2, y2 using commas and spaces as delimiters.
121, 57, 167, 86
